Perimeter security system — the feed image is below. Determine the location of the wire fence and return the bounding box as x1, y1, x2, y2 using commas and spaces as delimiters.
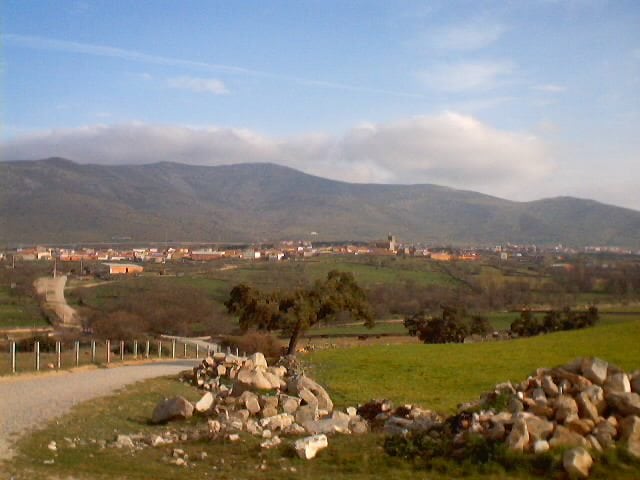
1, 338, 233, 375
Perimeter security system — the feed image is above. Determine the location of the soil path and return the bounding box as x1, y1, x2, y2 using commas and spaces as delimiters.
0, 359, 197, 460
33, 275, 80, 327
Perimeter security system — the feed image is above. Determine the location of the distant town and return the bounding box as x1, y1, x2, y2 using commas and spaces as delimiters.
2, 233, 639, 275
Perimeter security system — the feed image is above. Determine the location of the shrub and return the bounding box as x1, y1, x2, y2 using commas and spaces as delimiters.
222, 330, 283, 360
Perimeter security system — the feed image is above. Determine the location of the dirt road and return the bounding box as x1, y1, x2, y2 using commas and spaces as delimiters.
33, 275, 80, 327
0, 360, 197, 460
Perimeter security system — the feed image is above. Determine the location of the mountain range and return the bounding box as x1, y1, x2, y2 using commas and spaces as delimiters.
1, 158, 639, 247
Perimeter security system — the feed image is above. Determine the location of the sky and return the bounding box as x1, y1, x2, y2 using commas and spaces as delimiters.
2, 0, 639, 209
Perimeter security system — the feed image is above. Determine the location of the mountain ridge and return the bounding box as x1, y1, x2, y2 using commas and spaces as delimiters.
1, 158, 639, 247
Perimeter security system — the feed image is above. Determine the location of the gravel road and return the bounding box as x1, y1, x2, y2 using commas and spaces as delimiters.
0, 360, 197, 460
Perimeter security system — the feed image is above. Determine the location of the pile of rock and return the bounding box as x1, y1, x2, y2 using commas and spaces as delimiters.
383, 357, 640, 478
151, 351, 369, 460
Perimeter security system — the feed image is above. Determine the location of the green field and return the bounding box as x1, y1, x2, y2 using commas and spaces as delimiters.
0, 288, 49, 329
307, 320, 640, 413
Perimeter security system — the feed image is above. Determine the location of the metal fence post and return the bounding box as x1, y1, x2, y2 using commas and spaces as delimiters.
158, 340, 162, 359
171, 339, 176, 359
75, 341, 80, 367
120, 340, 125, 361
196, 344, 199, 358
235, 347, 239, 357
133, 340, 138, 359
226, 346, 231, 355
145, 340, 150, 359
207, 345, 211, 358
91, 340, 96, 363
10, 341, 16, 374
35, 341, 40, 371
183, 342, 187, 358
56, 341, 61, 369
106, 339, 111, 364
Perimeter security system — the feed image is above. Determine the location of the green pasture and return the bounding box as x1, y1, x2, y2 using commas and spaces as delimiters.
0, 288, 48, 329
307, 319, 640, 413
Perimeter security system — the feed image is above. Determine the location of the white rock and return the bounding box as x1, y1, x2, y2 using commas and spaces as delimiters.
114, 434, 134, 449
227, 433, 240, 442
581, 358, 608, 385
604, 373, 631, 394
195, 392, 214, 413
294, 434, 328, 460
260, 435, 281, 449
563, 447, 593, 478
533, 440, 550, 454
346, 407, 358, 418
247, 352, 268, 370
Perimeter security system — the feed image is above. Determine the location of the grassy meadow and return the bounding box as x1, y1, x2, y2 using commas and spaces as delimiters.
6, 319, 640, 480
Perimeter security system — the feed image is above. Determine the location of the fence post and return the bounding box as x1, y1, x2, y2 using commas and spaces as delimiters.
75, 341, 80, 367
226, 346, 231, 355
145, 340, 150, 359
183, 342, 187, 358
120, 340, 125, 361
35, 341, 40, 371
172, 339, 176, 359
235, 347, 239, 357
10, 341, 16, 374
133, 340, 138, 359
106, 339, 111, 364
91, 340, 96, 363
56, 341, 61, 369
158, 340, 162, 359
196, 344, 199, 359
207, 345, 211, 358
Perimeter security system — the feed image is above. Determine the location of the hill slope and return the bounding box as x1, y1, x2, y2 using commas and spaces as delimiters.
1, 158, 639, 246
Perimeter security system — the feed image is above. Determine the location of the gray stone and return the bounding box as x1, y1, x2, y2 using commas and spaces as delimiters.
576, 392, 599, 423
563, 447, 592, 479
581, 358, 608, 385
620, 415, 640, 459
151, 396, 194, 424
239, 391, 261, 415
533, 439, 550, 454
604, 372, 631, 394
114, 434, 134, 449
295, 434, 328, 460
195, 392, 214, 413
260, 413, 295, 431
261, 406, 278, 418
247, 352, 268, 370
280, 394, 302, 414
260, 395, 279, 410
583, 385, 606, 414
260, 435, 281, 449
592, 420, 616, 449
295, 405, 319, 425
290, 375, 334, 412
350, 418, 369, 434
506, 417, 529, 452
586, 434, 603, 452
298, 387, 319, 409
549, 425, 588, 449
555, 395, 579, 423
304, 412, 351, 435
606, 391, 640, 416
524, 415, 554, 442
542, 376, 559, 397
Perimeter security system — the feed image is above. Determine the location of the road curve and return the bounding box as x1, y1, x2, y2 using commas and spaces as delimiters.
0, 360, 198, 460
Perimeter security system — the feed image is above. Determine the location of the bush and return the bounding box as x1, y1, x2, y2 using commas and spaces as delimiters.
511, 307, 599, 337
405, 306, 490, 344
222, 331, 283, 360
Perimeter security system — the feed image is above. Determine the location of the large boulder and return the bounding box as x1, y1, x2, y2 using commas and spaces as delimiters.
295, 434, 328, 460
549, 425, 588, 449
620, 415, 640, 459
246, 352, 268, 370
289, 375, 334, 412
606, 391, 640, 416
524, 415, 554, 442
195, 392, 214, 413
581, 358, 608, 385
554, 395, 579, 423
151, 396, 194, 424
563, 447, 593, 478
604, 373, 631, 394
506, 417, 529, 452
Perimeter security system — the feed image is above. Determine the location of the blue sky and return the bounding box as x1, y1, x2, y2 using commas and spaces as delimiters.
2, 1, 639, 209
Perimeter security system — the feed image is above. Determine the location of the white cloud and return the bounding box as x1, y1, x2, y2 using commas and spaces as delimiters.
2, 113, 553, 198
418, 61, 514, 92
168, 76, 229, 95
532, 84, 567, 93
429, 22, 507, 51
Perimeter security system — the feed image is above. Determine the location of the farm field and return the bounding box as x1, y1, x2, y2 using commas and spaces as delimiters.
7, 319, 640, 479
